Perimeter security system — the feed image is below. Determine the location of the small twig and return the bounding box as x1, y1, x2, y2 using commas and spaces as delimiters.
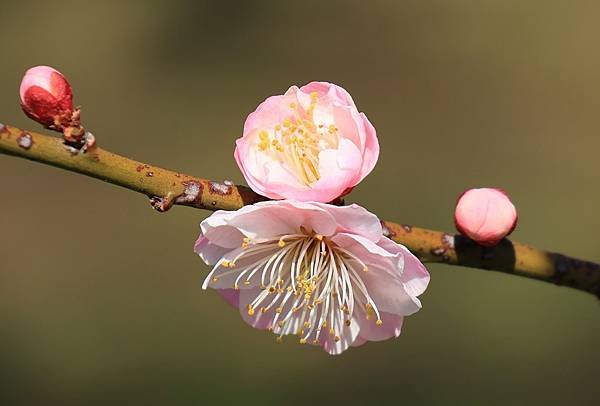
1, 123, 598, 298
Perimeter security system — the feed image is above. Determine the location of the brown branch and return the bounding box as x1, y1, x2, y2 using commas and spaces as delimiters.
1, 123, 598, 298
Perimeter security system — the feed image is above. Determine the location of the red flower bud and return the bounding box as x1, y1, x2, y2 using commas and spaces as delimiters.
19, 66, 74, 128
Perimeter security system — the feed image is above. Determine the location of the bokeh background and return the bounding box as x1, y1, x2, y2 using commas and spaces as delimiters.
1, 1, 599, 405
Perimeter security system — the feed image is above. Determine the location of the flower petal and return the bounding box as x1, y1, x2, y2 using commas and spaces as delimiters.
216, 288, 240, 308
356, 309, 404, 342
312, 203, 382, 242
358, 112, 379, 181
377, 236, 430, 298
239, 288, 275, 330
331, 233, 422, 316
226, 200, 338, 238
243, 94, 297, 134
194, 235, 232, 265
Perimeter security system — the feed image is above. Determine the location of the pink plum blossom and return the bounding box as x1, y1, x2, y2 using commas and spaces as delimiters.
19, 65, 74, 128
234, 82, 379, 203
195, 200, 429, 355
454, 188, 518, 247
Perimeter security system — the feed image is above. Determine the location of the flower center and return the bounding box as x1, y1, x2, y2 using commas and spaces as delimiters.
203, 232, 383, 344
255, 92, 340, 186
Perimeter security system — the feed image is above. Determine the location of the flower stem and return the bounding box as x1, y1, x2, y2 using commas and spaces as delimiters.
1, 123, 598, 298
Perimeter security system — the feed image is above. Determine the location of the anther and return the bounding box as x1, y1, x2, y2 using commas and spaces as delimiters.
376, 319, 383, 326
242, 237, 251, 249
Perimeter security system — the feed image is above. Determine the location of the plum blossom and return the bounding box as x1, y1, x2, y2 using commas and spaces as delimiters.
195, 200, 429, 355
235, 82, 379, 203
454, 188, 518, 247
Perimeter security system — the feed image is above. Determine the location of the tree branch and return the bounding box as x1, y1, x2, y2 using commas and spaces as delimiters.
1, 123, 598, 298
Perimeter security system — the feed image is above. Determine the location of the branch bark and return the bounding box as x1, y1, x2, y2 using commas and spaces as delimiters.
1, 123, 598, 298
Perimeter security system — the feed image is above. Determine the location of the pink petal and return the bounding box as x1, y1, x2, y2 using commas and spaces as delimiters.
331, 233, 422, 316
356, 309, 404, 342
226, 200, 337, 238
194, 235, 232, 265
299, 81, 356, 107
216, 288, 240, 308
351, 336, 368, 348
239, 288, 274, 330
243, 94, 297, 134
358, 112, 380, 181
290, 139, 362, 203
312, 203, 382, 242
377, 236, 430, 298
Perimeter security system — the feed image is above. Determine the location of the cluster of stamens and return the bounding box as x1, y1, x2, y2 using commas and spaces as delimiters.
203, 229, 384, 345
255, 92, 341, 186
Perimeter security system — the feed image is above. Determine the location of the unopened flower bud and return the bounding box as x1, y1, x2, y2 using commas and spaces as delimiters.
454, 188, 518, 247
19, 65, 74, 128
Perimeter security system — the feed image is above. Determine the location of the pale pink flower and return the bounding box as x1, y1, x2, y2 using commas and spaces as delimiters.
195, 200, 429, 355
454, 188, 518, 247
19, 65, 74, 127
235, 82, 379, 203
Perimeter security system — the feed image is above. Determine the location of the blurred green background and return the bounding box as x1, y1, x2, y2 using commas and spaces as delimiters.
1, 1, 599, 405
